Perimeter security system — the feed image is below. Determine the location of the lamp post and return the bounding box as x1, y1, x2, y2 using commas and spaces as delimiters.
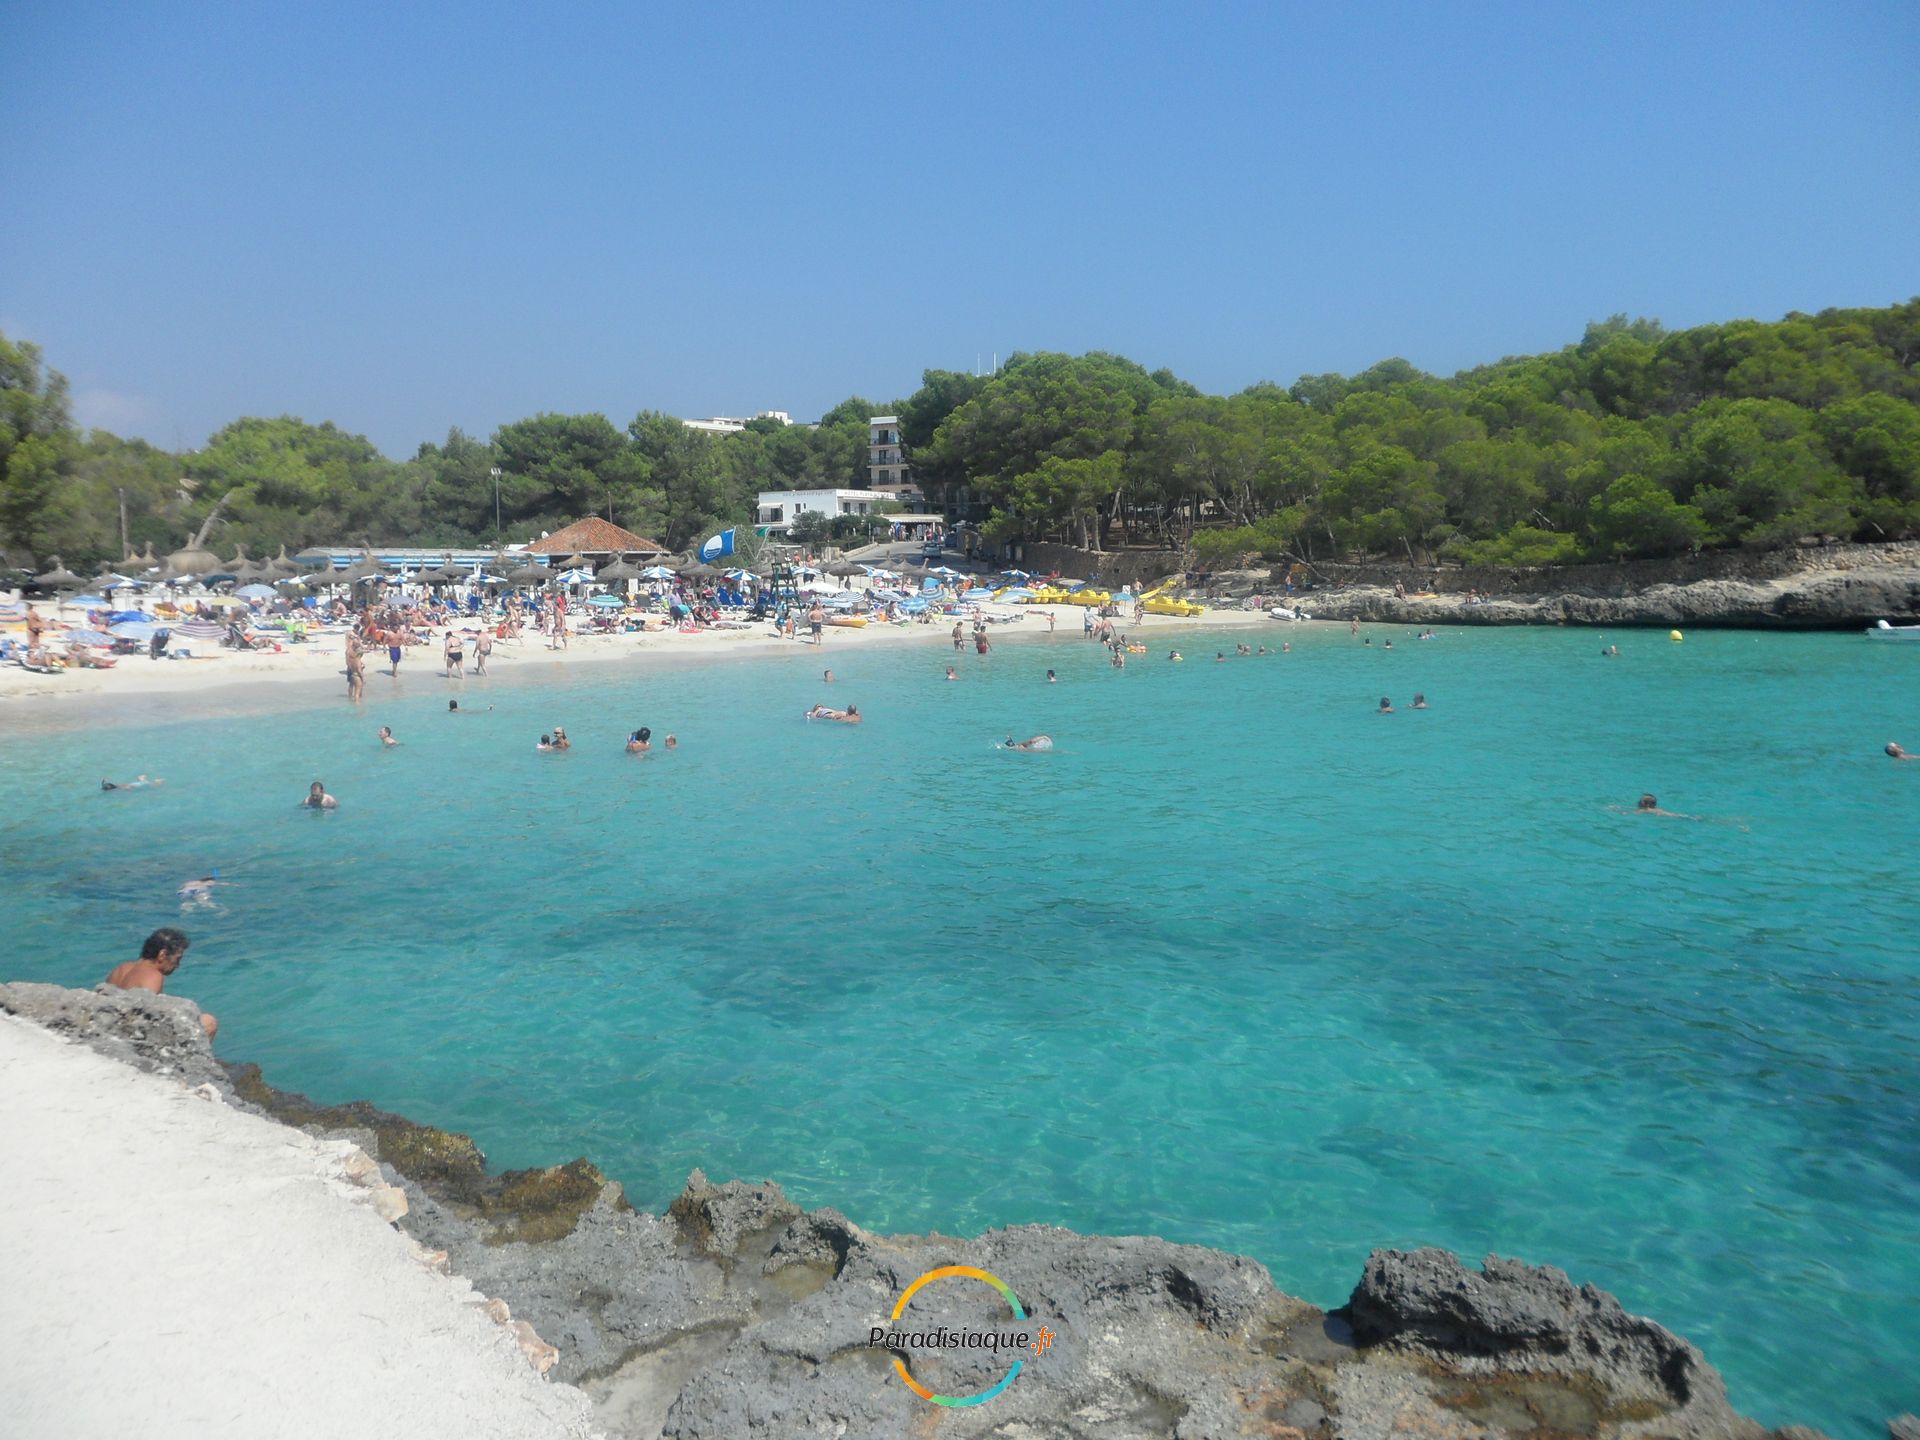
490, 467, 502, 540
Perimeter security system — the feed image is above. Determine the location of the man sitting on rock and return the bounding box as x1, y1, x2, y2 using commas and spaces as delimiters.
104, 927, 217, 1039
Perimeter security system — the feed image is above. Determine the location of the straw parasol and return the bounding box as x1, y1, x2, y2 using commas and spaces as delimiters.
558, 552, 589, 573
265, 546, 300, 578
507, 560, 553, 585
34, 557, 83, 588
221, 545, 253, 574
164, 541, 220, 580
339, 554, 391, 585
826, 559, 864, 578
293, 547, 334, 573
596, 557, 638, 584
125, 542, 162, 575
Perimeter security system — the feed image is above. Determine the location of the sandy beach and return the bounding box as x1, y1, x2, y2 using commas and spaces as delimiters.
0, 601, 1273, 729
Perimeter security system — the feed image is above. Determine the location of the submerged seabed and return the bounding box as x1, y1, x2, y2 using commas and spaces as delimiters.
2, 624, 1915, 1436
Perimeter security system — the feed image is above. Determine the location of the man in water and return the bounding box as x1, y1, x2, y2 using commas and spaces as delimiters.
1046, 669, 1057, 682
177, 875, 221, 908
303, 781, 338, 809
1004, 735, 1053, 751
1887, 743, 1917, 761
1378, 696, 1394, 713
101, 775, 163, 791
105, 927, 217, 1039
449, 700, 493, 713
664, 734, 677, 750
1634, 794, 1695, 818
806, 704, 861, 723
378, 725, 398, 746
627, 727, 652, 753
824, 669, 834, 684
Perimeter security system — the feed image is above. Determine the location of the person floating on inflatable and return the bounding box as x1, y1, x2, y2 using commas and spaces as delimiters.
806, 704, 861, 724
1004, 735, 1053, 751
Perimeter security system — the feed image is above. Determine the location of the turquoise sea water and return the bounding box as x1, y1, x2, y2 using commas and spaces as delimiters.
2, 623, 1916, 1434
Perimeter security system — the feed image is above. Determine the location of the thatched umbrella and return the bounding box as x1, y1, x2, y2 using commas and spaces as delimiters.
293, 547, 334, 574
35, 557, 83, 588
164, 542, 220, 580
507, 561, 552, 585
221, 545, 252, 574
558, 552, 589, 572
826, 559, 864, 578
125, 542, 162, 575
265, 546, 300, 578
340, 555, 391, 585
596, 558, 638, 584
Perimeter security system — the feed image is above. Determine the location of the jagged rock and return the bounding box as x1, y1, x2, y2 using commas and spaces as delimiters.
1346, 1248, 1761, 1440
481, 1297, 512, 1325
370, 1184, 410, 1223
340, 1147, 381, 1183
669, 1169, 803, 1262
1888, 1416, 1919, 1440
0, 982, 230, 1096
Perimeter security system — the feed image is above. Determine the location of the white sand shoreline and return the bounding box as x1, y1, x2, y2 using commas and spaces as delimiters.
1, 605, 1277, 733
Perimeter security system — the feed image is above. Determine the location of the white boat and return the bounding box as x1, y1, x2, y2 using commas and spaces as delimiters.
1866, 619, 1920, 641
1266, 605, 1311, 622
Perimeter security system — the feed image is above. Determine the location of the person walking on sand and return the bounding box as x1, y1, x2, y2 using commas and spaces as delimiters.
388, 634, 403, 677
952, 621, 964, 651
106, 927, 217, 1039
345, 629, 367, 702
443, 628, 463, 678
808, 601, 826, 645
473, 627, 492, 675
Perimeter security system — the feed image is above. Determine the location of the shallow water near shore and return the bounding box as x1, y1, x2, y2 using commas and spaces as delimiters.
3, 623, 1916, 1435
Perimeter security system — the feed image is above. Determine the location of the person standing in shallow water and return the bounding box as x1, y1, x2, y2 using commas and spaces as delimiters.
105, 927, 217, 1039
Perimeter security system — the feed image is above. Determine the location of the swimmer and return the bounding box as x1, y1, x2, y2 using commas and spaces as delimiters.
377, 726, 398, 746
805, 704, 861, 723
824, 669, 834, 684
449, 700, 493, 713
551, 727, 571, 750
1411, 693, 1428, 709
1888, 742, 1918, 761
1383, 639, 1392, 649
177, 874, 221, 908
303, 781, 337, 809
946, 666, 958, 681
1363, 638, 1371, 646
627, 727, 652, 754
1258, 646, 1270, 655
1215, 652, 1226, 663
101, 774, 163, 791
1378, 696, 1394, 713
537, 734, 555, 751
1046, 669, 1057, 683
664, 734, 677, 750
1631, 793, 1698, 819
1281, 641, 1290, 652
1003, 735, 1054, 751
1602, 644, 1620, 657
1169, 651, 1183, 661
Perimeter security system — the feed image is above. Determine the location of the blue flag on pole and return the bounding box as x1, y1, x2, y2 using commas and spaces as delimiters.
699, 529, 736, 564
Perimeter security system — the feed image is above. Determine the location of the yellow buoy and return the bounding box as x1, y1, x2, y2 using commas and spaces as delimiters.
1669, 629, 1684, 642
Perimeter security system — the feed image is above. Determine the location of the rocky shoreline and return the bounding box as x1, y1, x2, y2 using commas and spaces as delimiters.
4, 981, 1908, 1440
1236, 542, 1920, 628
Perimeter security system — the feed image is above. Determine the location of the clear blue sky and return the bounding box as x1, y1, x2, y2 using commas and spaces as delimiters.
4, 0, 1915, 458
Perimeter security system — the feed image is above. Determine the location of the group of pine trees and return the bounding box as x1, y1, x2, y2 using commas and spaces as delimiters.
3, 300, 1915, 574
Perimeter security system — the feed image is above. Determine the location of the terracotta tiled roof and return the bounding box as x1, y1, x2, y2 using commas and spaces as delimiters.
523, 518, 668, 556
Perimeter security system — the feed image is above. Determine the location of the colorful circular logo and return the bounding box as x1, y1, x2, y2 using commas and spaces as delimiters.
888, 1265, 1027, 1407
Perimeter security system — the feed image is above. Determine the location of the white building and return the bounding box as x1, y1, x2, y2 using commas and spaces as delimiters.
683, 411, 795, 435
756, 488, 882, 533
869, 415, 909, 489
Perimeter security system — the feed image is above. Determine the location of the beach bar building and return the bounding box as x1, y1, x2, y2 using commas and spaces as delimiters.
521, 518, 669, 563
